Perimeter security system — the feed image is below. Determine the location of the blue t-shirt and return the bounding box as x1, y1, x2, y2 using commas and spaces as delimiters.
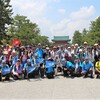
1, 65, 11, 75
73, 62, 82, 68
82, 61, 93, 71
45, 61, 55, 73
36, 48, 44, 58
66, 61, 73, 68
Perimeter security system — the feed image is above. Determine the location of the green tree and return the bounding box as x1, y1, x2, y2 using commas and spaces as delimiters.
89, 16, 100, 44
81, 28, 88, 44
72, 30, 82, 45
82, 16, 100, 45
8, 15, 40, 45
33, 35, 50, 46
8, 15, 50, 45
0, 0, 13, 43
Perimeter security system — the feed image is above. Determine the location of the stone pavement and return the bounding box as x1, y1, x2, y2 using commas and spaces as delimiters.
0, 76, 100, 100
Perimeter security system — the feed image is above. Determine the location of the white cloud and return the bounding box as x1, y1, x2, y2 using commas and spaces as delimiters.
70, 5, 95, 20
50, 5, 96, 40
11, 0, 96, 41
11, 0, 47, 18
53, 0, 60, 2
58, 8, 66, 14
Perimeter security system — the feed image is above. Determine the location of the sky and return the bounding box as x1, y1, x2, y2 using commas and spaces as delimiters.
10, 0, 100, 41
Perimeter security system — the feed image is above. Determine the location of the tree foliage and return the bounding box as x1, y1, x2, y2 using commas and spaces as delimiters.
0, 0, 13, 42
72, 16, 100, 45
72, 30, 82, 45
88, 16, 100, 44
8, 15, 50, 45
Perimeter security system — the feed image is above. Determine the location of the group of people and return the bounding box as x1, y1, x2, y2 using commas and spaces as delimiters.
0, 41, 100, 81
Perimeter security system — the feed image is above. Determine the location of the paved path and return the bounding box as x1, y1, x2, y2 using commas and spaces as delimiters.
0, 76, 100, 100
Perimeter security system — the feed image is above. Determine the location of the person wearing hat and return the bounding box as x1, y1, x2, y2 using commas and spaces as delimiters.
35, 43, 44, 59
73, 56, 82, 77
67, 46, 71, 57
94, 50, 100, 63
86, 46, 94, 63
0, 60, 11, 81
77, 49, 86, 64
71, 44, 75, 55
45, 47, 51, 58
20, 50, 30, 66
9, 50, 18, 66
83, 42, 88, 52
2, 50, 8, 63
74, 43, 79, 55
12, 59, 23, 80
23, 59, 36, 79
81, 56, 94, 78
50, 46, 57, 60
93, 44, 99, 62
95, 57, 100, 78
70, 51, 76, 64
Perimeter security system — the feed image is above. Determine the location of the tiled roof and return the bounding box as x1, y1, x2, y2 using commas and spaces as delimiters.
53, 36, 70, 41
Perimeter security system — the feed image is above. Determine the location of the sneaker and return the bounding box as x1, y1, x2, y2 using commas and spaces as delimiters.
83, 75, 87, 78
41, 76, 45, 79
90, 75, 94, 79
96, 75, 99, 79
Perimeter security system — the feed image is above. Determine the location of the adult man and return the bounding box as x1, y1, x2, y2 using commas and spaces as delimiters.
62, 58, 74, 78
81, 57, 94, 78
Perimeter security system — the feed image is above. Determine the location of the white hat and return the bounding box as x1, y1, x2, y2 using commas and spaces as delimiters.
94, 43, 98, 46
3, 51, 8, 55
46, 47, 50, 50
79, 49, 83, 52
75, 43, 78, 46
12, 50, 16, 53
68, 47, 71, 49
71, 44, 74, 46
53, 46, 57, 48
38, 43, 41, 46
71, 51, 74, 54
84, 42, 87, 44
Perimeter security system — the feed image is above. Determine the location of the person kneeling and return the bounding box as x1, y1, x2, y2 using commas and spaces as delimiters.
95, 57, 100, 78
81, 57, 94, 78
62, 58, 74, 78
23, 59, 36, 79
12, 59, 23, 80
0, 60, 11, 81
73, 57, 82, 77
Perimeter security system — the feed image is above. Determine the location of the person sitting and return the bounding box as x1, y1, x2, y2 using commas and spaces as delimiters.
73, 56, 82, 77
95, 57, 100, 78
1, 60, 11, 81
23, 59, 36, 79
81, 56, 94, 78
12, 59, 23, 80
